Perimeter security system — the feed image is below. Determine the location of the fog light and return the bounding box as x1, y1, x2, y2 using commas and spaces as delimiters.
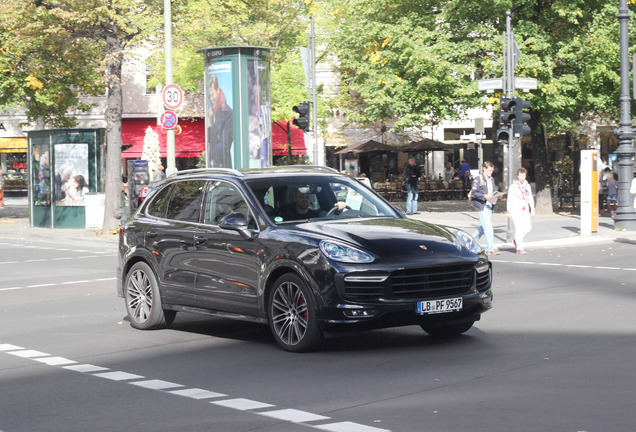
343, 309, 377, 318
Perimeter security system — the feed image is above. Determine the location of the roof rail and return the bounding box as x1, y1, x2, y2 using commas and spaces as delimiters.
168, 168, 244, 177
275, 165, 339, 173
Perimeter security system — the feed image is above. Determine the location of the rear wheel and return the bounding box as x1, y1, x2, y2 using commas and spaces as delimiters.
420, 321, 475, 338
124, 262, 176, 330
268, 274, 323, 352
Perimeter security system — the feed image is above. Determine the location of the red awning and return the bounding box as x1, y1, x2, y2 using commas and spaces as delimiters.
272, 121, 306, 156
121, 118, 205, 159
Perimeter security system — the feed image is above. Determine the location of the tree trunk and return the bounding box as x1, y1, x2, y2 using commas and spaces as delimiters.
529, 111, 554, 215
102, 33, 125, 234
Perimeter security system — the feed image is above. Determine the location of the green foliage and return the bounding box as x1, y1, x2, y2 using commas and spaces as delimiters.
0, 0, 105, 127
326, 0, 633, 137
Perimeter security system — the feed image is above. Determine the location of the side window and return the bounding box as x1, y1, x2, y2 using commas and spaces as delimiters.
146, 184, 175, 218
166, 180, 205, 223
204, 182, 255, 227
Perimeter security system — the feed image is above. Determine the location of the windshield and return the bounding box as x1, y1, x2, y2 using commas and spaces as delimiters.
245, 175, 400, 223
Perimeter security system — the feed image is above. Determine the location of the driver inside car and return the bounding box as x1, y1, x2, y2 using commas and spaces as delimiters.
283, 186, 347, 221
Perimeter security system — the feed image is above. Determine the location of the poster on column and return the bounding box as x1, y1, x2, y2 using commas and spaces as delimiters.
247, 59, 271, 168
54, 143, 89, 206
205, 61, 234, 168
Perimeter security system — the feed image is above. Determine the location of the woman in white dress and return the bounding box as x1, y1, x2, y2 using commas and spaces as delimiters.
507, 168, 535, 254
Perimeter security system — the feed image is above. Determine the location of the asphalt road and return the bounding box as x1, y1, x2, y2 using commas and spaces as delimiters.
1, 236, 635, 432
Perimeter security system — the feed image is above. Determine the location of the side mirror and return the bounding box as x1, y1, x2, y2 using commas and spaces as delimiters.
219, 212, 253, 240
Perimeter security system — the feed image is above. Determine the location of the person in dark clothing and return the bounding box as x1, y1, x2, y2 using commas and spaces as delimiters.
404, 157, 422, 214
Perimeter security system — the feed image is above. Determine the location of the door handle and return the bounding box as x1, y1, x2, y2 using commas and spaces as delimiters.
147, 231, 158, 238
195, 235, 208, 245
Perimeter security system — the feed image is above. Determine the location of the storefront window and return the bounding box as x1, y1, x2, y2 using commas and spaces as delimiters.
4, 153, 28, 191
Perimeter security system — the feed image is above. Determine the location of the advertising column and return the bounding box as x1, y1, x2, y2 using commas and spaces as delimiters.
198, 46, 272, 169
580, 149, 599, 235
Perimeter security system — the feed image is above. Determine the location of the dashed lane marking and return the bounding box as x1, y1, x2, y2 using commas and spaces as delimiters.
0, 278, 116, 292
0, 342, 391, 432
492, 260, 636, 272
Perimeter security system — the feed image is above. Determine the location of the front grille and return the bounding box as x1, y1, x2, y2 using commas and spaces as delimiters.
391, 264, 474, 299
342, 264, 480, 301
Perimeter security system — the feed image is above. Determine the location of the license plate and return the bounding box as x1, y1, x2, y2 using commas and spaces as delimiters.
417, 297, 463, 315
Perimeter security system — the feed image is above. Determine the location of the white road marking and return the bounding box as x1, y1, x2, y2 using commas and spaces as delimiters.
169, 388, 226, 399
131, 379, 184, 390
0, 277, 116, 292
34, 356, 77, 366
63, 364, 109, 373
93, 371, 145, 381
8, 349, 49, 358
1, 343, 392, 432
260, 409, 330, 422
491, 260, 636, 272
211, 398, 274, 410
315, 422, 390, 432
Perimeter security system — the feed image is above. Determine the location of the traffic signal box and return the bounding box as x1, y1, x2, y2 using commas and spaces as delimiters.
292, 102, 310, 131
512, 98, 531, 137
496, 97, 515, 144
496, 96, 531, 143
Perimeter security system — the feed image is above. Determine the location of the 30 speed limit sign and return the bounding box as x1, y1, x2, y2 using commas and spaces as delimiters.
162, 83, 183, 110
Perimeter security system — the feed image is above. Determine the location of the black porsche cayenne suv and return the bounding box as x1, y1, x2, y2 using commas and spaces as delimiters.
117, 166, 493, 352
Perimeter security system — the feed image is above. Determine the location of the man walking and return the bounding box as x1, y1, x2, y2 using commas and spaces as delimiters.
469, 161, 502, 255
404, 157, 421, 215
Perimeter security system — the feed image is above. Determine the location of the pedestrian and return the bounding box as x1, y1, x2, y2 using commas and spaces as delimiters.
605, 172, 618, 217
506, 168, 535, 254
153, 165, 166, 182
403, 157, 421, 215
459, 159, 471, 186
444, 162, 454, 183
0, 167, 5, 207
469, 161, 503, 255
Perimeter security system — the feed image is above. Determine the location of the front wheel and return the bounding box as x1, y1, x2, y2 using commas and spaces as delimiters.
420, 321, 475, 338
268, 274, 323, 352
124, 262, 176, 330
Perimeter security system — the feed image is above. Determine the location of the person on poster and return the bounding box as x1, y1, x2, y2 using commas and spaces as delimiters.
506, 167, 535, 254
66, 174, 89, 205
55, 167, 72, 202
207, 74, 233, 168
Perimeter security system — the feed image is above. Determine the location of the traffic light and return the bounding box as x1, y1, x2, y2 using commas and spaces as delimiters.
292, 102, 310, 131
498, 97, 516, 128
496, 129, 510, 145
512, 97, 531, 137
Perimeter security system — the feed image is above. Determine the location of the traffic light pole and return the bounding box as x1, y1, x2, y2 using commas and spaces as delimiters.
613, 0, 636, 230
504, 12, 521, 188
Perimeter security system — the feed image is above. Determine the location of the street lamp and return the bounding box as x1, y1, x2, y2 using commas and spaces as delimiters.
613, 0, 636, 230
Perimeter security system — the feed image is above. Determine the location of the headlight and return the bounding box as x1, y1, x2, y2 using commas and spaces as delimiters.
449, 228, 482, 255
319, 240, 375, 263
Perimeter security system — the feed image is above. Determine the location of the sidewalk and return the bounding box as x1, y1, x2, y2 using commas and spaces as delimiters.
1, 194, 634, 249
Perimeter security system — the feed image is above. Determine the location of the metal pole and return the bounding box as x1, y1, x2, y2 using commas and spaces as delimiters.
506, 11, 513, 187
613, 0, 636, 229
164, 0, 176, 175
310, 16, 320, 165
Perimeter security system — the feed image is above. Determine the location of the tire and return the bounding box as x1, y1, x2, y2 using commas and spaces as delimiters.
124, 262, 176, 330
420, 321, 475, 338
268, 273, 323, 352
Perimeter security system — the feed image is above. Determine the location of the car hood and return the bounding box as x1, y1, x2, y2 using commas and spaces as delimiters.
291, 217, 472, 258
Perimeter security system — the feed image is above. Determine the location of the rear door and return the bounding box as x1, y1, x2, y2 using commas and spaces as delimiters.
144, 179, 206, 306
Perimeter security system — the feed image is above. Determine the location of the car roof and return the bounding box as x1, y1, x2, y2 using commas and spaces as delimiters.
167, 165, 344, 181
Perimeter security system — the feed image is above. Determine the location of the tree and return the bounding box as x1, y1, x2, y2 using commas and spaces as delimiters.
0, 0, 164, 232
325, 0, 632, 213
0, 1, 105, 128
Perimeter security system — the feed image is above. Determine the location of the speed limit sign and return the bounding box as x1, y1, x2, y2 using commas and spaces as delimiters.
162, 83, 183, 110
